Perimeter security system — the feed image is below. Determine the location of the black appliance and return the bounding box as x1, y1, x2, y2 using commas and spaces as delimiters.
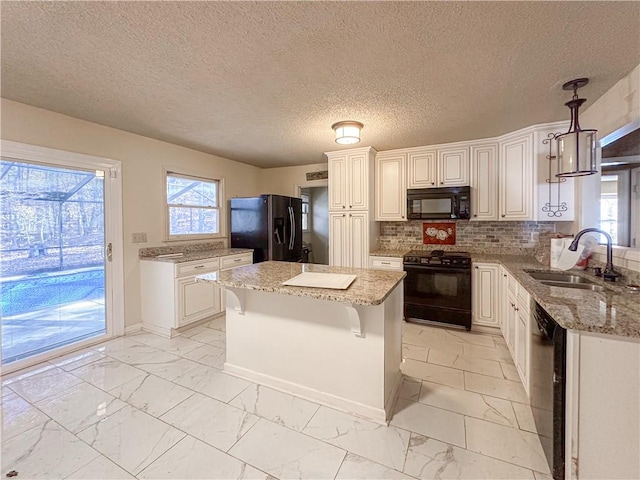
230, 195, 302, 263
407, 186, 471, 220
530, 302, 566, 480
403, 250, 472, 330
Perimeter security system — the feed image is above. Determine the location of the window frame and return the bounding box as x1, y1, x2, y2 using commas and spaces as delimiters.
301, 193, 310, 233
164, 169, 225, 241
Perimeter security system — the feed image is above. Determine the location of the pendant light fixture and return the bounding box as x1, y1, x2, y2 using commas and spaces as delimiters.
332, 121, 363, 145
555, 78, 598, 177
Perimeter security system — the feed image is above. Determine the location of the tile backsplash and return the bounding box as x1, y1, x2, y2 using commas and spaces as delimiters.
378, 220, 557, 254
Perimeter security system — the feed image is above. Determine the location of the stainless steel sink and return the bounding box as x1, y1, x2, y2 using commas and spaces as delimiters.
538, 280, 606, 292
526, 271, 594, 284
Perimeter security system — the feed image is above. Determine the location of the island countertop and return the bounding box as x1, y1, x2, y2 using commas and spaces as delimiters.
196, 261, 406, 306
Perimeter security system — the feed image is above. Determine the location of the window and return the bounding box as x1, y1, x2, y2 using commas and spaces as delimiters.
301, 193, 310, 232
166, 172, 221, 239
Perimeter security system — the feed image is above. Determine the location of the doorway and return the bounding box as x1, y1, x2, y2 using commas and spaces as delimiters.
0, 141, 123, 373
300, 186, 329, 265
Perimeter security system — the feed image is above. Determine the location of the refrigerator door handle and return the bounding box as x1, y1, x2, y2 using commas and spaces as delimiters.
288, 206, 295, 250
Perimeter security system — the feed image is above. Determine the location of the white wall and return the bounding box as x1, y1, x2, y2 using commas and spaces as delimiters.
578, 64, 640, 230
576, 63, 640, 272
259, 163, 328, 197
1, 99, 262, 329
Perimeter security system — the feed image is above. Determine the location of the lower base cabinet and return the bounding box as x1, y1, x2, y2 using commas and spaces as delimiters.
140, 252, 252, 337
482, 262, 530, 395
472, 263, 500, 327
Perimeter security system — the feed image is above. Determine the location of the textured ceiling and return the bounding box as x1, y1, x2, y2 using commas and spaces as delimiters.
2, 1, 639, 168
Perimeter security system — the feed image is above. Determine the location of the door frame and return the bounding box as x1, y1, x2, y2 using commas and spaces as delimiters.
1, 140, 124, 374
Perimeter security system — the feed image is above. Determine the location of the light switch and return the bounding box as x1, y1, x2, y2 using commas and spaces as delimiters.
132, 232, 147, 243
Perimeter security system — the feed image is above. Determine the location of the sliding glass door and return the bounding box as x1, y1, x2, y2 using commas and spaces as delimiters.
0, 142, 122, 370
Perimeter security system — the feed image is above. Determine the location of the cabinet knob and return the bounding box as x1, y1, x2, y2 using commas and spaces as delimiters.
440, 182, 443, 185
342, 214, 346, 217
431, 182, 435, 185
515, 307, 519, 312
473, 214, 477, 217
474, 266, 479, 269
342, 206, 345, 209
401, 215, 404, 218
349, 205, 352, 208
503, 274, 507, 278
501, 214, 506, 218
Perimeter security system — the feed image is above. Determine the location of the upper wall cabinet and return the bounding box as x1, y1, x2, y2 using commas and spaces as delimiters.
375, 152, 407, 221
499, 133, 534, 221
407, 150, 437, 188
439, 147, 470, 186
407, 147, 470, 188
327, 147, 376, 211
470, 143, 499, 220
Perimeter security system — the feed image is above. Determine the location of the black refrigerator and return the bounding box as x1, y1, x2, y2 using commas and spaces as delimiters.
230, 195, 303, 263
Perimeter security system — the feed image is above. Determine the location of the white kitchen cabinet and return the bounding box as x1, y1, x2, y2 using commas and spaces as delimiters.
515, 295, 530, 393
472, 263, 500, 328
438, 146, 470, 186
219, 252, 254, 311
176, 275, 220, 327
328, 153, 348, 210
470, 143, 499, 220
375, 152, 407, 221
499, 133, 534, 220
499, 266, 509, 337
369, 255, 403, 271
407, 149, 438, 188
327, 147, 375, 211
506, 288, 517, 356
327, 146, 378, 267
140, 252, 252, 337
407, 147, 469, 188
329, 211, 371, 268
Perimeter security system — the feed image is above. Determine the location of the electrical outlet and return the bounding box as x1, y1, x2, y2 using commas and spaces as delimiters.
132, 232, 147, 243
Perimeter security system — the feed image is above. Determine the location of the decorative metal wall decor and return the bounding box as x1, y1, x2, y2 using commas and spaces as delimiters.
542, 132, 568, 217
306, 170, 328, 181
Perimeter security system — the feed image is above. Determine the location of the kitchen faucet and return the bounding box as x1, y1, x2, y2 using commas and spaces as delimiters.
568, 228, 621, 282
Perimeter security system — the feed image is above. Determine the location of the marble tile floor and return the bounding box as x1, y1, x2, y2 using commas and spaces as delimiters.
1, 318, 551, 479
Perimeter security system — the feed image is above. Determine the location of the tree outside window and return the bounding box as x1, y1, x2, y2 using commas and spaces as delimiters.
166, 172, 221, 240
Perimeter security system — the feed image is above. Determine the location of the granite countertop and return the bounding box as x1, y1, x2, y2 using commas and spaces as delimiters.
196, 261, 406, 306
472, 253, 640, 340
140, 248, 253, 263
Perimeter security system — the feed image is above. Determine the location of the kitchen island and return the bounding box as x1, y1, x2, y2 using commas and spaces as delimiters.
196, 261, 406, 424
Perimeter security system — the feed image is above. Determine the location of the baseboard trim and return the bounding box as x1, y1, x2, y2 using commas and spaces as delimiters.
224, 362, 390, 425
124, 323, 143, 335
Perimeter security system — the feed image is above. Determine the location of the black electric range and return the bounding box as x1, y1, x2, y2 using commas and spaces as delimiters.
403, 250, 472, 330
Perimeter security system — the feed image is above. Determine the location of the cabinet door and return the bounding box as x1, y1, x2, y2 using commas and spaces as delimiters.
347, 153, 368, 210
348, 212, 368, 269
500, 134, 533, 220
506, 291, 517, 357
375, 153, 406, 221
177, 276, 220, 327
438, 147, 470, 186
329, 213, 348, 267
328, 154, 348, 211
515, 302, 530, 391
499, 267, 509, 337
472, 263, 500, 327
471, 144, 498, 220
407, 150, 438, 188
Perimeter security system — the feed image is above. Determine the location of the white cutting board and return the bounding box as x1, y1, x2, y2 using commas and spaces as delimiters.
282, 272, 357, 289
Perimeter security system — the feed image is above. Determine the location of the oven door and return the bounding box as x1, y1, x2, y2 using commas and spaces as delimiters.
407, 196, 455, 220
403, 264, 472, 330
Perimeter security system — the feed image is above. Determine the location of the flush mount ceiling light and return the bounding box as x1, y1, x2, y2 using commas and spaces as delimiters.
332, 121, 363, 145
555, 78, 598, 177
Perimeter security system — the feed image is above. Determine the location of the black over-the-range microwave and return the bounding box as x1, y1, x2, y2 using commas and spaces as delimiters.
407, 186, 471, 220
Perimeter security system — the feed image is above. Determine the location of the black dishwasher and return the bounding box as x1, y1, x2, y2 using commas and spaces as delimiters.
530, 302, 566, 480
